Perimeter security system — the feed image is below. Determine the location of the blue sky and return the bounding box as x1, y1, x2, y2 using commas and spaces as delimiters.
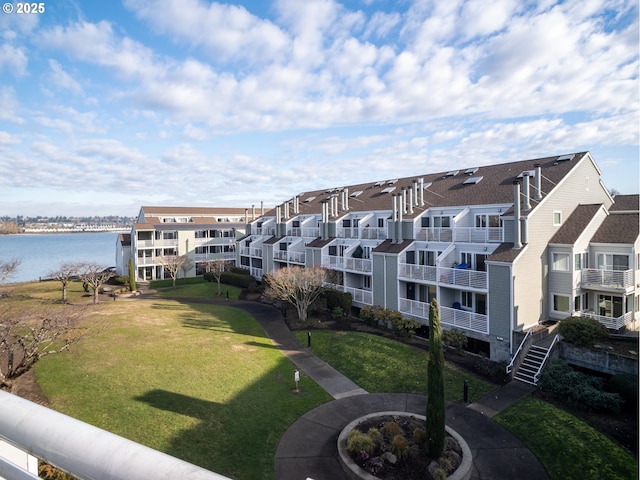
0, 0, 638, 216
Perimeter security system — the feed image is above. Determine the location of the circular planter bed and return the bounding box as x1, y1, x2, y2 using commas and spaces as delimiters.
337, 412, 472, 480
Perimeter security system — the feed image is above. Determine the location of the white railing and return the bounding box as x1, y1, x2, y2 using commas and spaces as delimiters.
322, 255, 345, 269
239, 246, 250, 256
344, 257, 372, 273
581, 311, 634, 330
506, 329, 532, 375
398, 263, 437, 282
137, 255, 155, 266
360, 228, 387, 240
254, 227, 276, 236
581, 269, 634, 289
287, 227, 320, 237
273, 250, 305, 264
195, 252, 236, 262
342, 286, 373, 305
438, 267, 487, 289
250, 267, 263, 278
337, 228, 359, 239
533, 335, 560, 384
398, 299, 489, 334
0, 390, 230, 480
414, 227, 502, 243
136, 239, 154, 247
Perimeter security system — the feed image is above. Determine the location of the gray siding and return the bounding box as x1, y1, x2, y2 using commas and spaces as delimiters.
372, 254, 386, 307
488, 263, 512, 338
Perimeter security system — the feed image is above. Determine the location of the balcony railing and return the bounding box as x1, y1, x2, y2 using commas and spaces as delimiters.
254, 227, 276, 236
581, 269, 635, 290
398, 263, 487, 290
329, 284, 373, 305
360, 227, 387, 240
344, 257, 373, 273
195, 252, 236, 262
414, 227, 502, 243
322, 255, 345, 269
274, 251, 305, 264
0, 390, 230, 480
581, 311, 635, 330
250, 267, 263, 278
287, 227, 320, 237
337, 228, 359, 239
399, 299, 489, 334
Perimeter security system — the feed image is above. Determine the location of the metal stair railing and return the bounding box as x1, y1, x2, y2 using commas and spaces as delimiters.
506, 329, 532, 377
533, 334, 560, 384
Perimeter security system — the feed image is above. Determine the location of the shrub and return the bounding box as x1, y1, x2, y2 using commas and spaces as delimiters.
442, 329, 468, 354
538, 359, 622, 412
390, 434, 409, 460
474, 355, 509, 383
346, 429, 375, 454
220, 272, 256, 289
113, 275, 129, 285
367, 428, 383, 447
608, 374, 638, 411
382, 421, 402, 439
324, 288, 352, 314
360, 305, 379, 326
558, 316, 609, 347
412, 427, 427, 447
229, 266, 251, 275
203, 272, 215, 282
432, 469, 448, 480
331, 306, 344, 318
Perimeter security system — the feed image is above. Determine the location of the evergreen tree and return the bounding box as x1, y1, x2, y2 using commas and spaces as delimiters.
427, 298, 445, 458
128, 258, 136, 291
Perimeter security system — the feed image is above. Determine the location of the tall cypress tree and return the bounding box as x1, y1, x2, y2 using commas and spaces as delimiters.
427, 298, 445, 458
128, 258, 137, 292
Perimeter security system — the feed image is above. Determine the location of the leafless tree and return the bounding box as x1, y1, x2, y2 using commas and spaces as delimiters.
0, 301, 89, 391
0, 259, 20, 284
157, 255, 190, 288
204, 259, 233, 295
49, 262, 80, 303
179, 256, 195, 281
263, 266, 327, 323
77, 263, 113, 304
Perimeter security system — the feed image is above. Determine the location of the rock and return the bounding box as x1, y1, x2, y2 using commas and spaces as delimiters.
381, 451, 397, 465
428, 460, 440, 476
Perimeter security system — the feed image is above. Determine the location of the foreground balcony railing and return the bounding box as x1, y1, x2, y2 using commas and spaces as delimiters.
195, 252, 236, 262
254, 227, 276, 236
581, 311, 635, 330
399, 299, 489, 334
249, 267, 263, 278
581, 269, 635, 290
326, 283, 373, 305
344, 257, 372, 273
0, 390, 230, 480
414, 227, 502, 243
398, 263, 487, 290
273, 251, 305, 264
287, 227, 320, 237
322, 255, 344, 269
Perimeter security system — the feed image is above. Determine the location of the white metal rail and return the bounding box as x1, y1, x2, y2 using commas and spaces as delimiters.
0, 390, 230, 480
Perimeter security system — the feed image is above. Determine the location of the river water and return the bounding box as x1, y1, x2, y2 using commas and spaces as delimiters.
0, 232, 121, 283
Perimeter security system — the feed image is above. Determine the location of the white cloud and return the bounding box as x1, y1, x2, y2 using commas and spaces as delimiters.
45, 59, 84, 95
0, 43, 28, 76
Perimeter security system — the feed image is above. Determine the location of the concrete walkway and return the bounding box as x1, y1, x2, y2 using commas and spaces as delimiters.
221, 300, 548, 480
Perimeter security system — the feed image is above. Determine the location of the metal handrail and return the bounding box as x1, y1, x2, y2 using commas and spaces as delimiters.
0, 390, 230, 480
506, 329, 532, 374
533, 334, 560, 384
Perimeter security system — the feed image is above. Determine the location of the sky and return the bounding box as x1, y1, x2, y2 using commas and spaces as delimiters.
0, 0, 638, 217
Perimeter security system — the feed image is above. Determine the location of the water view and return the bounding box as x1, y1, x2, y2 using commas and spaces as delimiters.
0, 232, 120, 283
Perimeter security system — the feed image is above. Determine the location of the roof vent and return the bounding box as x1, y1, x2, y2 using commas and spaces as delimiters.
380, 186, 396, 194
463, 176, 483, 185
387, 179, 398, 185
303, 196, 316, 203
517, 170, 534, 178
374, 180, 384, 187
464, 167, 478, 175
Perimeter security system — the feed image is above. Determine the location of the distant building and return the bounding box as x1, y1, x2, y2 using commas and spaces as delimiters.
116, 206, 249, 282
237, 152, 639, 361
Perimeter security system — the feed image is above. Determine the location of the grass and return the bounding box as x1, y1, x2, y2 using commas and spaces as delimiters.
33, 295, 331, 479
292, 330, 495, 402
154, 281, 243, 299
495, 396, 638, 480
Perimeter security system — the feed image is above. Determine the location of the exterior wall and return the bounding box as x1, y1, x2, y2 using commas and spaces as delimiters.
548, 245, 574, 320
372, 253, 387, 308
512, 156, 612, 330
487, 263, 512, 339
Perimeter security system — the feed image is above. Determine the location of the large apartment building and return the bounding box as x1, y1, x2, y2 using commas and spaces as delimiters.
117, 206, 250, 282
237, 152, 639, 361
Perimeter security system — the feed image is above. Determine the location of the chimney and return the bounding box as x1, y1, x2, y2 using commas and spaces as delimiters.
345, 188, 349, 210
513, 181, 522, 249
392, 194, 398, 243
261, 201, 264, 216
252, 204, 255, 221
244, 209, 248, 225
402, 187, 407, 214
534, 164, 542, 201
397, 193, 404, 243
283, 202, 289, 220
522, 173, 531, 210
419, 178, 425, 206
276, 205, 281, 225
407, 187, 414, 215
412, 180, 418, 206
321, 202, 327, 240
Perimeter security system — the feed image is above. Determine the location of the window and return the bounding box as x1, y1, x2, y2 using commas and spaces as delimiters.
461, 291, 473, 308
378, 218, 385, 228
553, 211, 562, 226
363, 276, 372, 290
552, 253, 570, 271
598, 294, 623, 318
574, 253, 582, 270
162, 231, 177, 240
433, 216, 450, 228
597, 254, 629, 271
475, 214, 500, 229
553, 295, 570, 313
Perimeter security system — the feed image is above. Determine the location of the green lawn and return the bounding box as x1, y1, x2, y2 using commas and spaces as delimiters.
495, 396, 638, 480
154, 281, 243, 299
34, 297, 331, 479
292, 330, 495, 402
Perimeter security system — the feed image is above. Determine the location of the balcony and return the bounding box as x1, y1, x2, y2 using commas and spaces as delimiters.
195, 252, 236, 262
287, 227, 320, 237
322, 255, 345, 269
360, 227, 387, 240
344, 257, 372, 273
329, 284, 373, 305
250, 267, 263, 278
414, 227, 502, 243
581, 311, 635, 330
254, 227, 276, 236
581, 269, 635, 291
399, 299, 489, 334
398, 263, 487, 290
137, 255, 155, 266
0, 390, 230, 480
274, 250, 305, 264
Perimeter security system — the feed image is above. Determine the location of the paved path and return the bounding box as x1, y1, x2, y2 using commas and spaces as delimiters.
154, 296, 548, 480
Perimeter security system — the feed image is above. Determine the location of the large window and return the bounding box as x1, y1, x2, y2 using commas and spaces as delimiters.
475, 214, 500, 228
553, 294, 571, 314
552, 253, 570, 271
597, 254, 629, 271
598, 294, 623, 318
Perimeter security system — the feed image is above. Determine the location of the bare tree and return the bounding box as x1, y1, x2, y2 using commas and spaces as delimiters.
77, 263, 113, 304
0, 259, 20, 284
49, 262, 80, 303
179, 256, 195, 281
0, 302, 89, 391
158, 255, 190, 288
263, 266, 327, 323
204, 259, 233, 295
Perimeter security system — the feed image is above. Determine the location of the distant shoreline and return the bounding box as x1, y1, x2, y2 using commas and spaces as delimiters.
1, 230, 129, 236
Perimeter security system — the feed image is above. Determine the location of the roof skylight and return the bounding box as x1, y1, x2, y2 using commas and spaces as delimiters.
380, 186, 396, 194
463, 176, 483, 185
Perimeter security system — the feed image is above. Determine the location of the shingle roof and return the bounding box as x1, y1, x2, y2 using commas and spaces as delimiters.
307, 238, 334, 248
118, 233, 131, 246
610, 194, 639, 212
591, 212, 640, 244
487, 243, 527, 263
141, 206, 247, 215
373, 239, 414, 254
549, 204, 602, 245
265, 152, 591, 219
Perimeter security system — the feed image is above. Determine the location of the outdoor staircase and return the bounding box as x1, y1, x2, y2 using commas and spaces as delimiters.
513, 344, 552, 385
